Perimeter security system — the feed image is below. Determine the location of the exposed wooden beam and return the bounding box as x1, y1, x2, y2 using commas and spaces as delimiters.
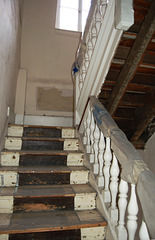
106, 0, 155, 115
131, 91, 155, 141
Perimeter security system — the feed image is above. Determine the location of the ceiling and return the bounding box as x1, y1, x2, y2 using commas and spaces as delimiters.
98, 0, 155, 149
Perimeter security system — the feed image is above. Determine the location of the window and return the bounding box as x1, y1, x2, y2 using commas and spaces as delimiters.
55, 0, 91, 32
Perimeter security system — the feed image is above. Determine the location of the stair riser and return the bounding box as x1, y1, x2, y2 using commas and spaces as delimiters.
13, 194, 96, 213
5, 138, 79, 151
1, 152, 83, 167
8, 126, 75, 138
13, 196, 74, 213
9, 229, 81, 240
1, 226, 106, 240
19, 173, 70, 185
0, 171, 89, 187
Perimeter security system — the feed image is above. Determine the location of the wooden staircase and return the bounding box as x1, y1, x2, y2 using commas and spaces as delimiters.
0, 125, 107, 240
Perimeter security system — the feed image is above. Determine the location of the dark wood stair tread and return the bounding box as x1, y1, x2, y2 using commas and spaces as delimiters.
0, 210, 106, 234
6, 136, 78, 141
8, 124, 74, 129
0, 165, 88, 173
2, 150, 82, 154
0, 184, 95, 198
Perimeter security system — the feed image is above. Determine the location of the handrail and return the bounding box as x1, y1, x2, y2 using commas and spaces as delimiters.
79, 96, 155, 239
73, 0, 134, 126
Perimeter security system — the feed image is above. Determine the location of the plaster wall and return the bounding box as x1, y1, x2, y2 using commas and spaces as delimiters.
21, 0, 80, 118
0, 0, 23, 151
144, 133, 155, 174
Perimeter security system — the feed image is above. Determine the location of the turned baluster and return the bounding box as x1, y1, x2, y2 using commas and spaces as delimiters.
93, 123, 100, 174
85, 107, 91, 153
89, 110, 95, 164
83, 117, 87, 145
95, 0, 101, 34
79, 69, 83, 92
127, 184, 139, 240
101, 0, 107, 21
75, 73, 80, 102
116, 179, 128, 240
102, 137, 112, 202
87, 25, 93, 59
91, 11, 97, 48
139, 220, 150, 240
109, 153, 119, 225
97, 131, 105, 187
81, 61, 86, 82
84, 50, 90, 72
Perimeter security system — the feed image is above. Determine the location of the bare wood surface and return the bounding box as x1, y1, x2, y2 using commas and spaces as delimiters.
106, 0, 155, 115
0, 210, 106, 234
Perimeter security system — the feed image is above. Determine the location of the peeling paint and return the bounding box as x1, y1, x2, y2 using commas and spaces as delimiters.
0, 196, 13, 213
37, 87, 73, 112
0, 171, 17, 186
0, 234, 9, 240
67, 153, 83, 166
81, 226, 106, 240
5, 137, 22, 150
64, 139, 79, 151
62, 128, 75, 138
8, 126, 23, 137
1, 152, 20, 166
70, 170, 89, 184
75, 193, 96, 210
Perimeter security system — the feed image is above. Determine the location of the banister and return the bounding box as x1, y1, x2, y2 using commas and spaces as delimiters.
89, 96, 155, 238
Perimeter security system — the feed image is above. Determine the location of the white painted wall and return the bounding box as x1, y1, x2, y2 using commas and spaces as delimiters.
20, 0, 80, 120
0, 0, 23, 151
144, 133, 155, 174
138, 133, 155, 174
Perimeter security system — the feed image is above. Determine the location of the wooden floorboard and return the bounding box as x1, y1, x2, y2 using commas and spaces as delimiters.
0, 210, 106, 234
0, 184, 95, 197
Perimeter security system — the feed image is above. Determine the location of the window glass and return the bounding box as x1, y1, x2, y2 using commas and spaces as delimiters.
82, 0, 91, 11
60, 0, 78, 9
56, 0, 91, 32
59, 7, 78, 31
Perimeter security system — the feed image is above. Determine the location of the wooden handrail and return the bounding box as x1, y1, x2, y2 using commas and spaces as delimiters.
89, 96, 155, 238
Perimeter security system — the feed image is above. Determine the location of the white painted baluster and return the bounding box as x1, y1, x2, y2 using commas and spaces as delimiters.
116, 179, 128, 240
79, 69, 83, 92
91, 13, 97, 48
84, 50, 90, 72
81, 62, 86, 82
127, 184, 139, 240
109, 153, 119, 225
83, 118, 87, 145
89, 110, 95, 164
102, 137, 112, 202
95, 0, 101, 34
87, 28, 93, 59
101, 0, 107, 20
97, 131, 105, 187
93, 123, 100, 174
139, 220, 150, 240
85, 107, 91, 153
75, 73, 80, 102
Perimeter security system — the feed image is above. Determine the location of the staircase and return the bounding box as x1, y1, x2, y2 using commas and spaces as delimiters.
0, 124, 107, 240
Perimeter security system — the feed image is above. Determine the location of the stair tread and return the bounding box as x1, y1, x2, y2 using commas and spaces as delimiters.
2, 150, 82, 154
8, 124, 74, 129
0, 210, 106, 234
0, 184, 95, 197
6, 136, 78, 140
0, 165, 88, 173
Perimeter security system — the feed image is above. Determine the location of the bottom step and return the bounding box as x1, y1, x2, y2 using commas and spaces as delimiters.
0, 210, 106, 240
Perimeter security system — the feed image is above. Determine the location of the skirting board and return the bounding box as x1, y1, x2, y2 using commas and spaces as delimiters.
15, 114, 73, 127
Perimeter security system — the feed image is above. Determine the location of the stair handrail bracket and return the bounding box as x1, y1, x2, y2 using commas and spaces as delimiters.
74, 0, 134, 126
80, 96, 155, 240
